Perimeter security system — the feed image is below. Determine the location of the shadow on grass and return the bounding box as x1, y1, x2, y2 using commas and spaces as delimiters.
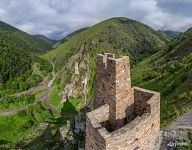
14, 99, 78, 149
60, 97, 77, 115
17, 124, 65, 150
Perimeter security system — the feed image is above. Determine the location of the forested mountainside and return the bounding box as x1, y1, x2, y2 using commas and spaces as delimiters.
0, 20, 53, 96
159, 30, 181, 39
0, 20, 53, 53
33, 35, 56, 46
132, 27, 192, 127
0, 21, 55, 149
0, 39, 31, 84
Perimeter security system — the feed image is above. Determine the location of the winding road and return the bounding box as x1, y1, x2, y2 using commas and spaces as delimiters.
0, 61, 59, 116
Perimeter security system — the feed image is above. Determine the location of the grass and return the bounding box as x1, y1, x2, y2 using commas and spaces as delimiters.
69, 97, 81, 111
0, 94, 35, 112
48, 85, 81, 112
32, 63, 43, 78
49, 84, 62, 109
0, 112, 33, 144
0, 102, 57, 148
177, 129, 192, 150
189, 129, 192, 142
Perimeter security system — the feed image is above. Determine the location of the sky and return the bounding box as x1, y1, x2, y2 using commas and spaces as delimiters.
0, 0, 192, 40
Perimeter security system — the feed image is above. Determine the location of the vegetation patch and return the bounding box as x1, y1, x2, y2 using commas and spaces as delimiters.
49, 84, 62, 109
0, 101, 56, 148
0, 94, 35, 111
0, 112, 33, 144
132, 48, 192, 127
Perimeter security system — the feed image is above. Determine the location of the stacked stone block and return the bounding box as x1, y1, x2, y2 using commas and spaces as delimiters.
86, 53, 160, 150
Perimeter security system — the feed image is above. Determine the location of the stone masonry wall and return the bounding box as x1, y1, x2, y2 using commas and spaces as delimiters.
94, 53, 133, 130
86, 88, 160, 150
85, 104, 109, 150
105, 88, 160, 150
86, 53, 160, 150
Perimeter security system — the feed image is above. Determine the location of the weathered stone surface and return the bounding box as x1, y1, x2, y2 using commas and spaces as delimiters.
85, 53, 161, 150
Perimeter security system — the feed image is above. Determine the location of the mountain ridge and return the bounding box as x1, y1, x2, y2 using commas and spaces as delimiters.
33, 35, 56, 46
159, 30, 181, 39
0, 20, 53, 53
44, 17, 169, 69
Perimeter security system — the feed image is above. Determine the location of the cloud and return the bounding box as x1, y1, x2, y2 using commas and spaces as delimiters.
156, 0, 192, 17
0, 0, 191, 40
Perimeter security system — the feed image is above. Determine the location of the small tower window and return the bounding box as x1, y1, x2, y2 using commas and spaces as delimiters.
134, 146, 140, 150
102, 83, 105, 89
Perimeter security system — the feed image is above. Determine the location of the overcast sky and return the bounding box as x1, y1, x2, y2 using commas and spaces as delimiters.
0, 0, 192, 40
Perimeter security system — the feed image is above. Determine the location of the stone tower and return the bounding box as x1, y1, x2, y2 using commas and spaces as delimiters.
85, 53, 161, 150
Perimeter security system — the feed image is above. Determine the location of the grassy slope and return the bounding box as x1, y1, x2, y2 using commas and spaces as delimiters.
0, 102, 56, 148
132, 28, 192, 127
0, 113, 32, 143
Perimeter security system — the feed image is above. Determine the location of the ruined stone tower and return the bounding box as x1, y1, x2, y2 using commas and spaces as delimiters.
85, 53, 161, 150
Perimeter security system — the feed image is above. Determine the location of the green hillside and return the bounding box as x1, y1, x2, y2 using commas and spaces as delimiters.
44, 17, 168, 70
43, 17, 169, 111
0, 21, 53, 96
0, 39, 31, 84
132, 28, 192, 127
53, 28, 89, 49
0, 20, 52, 53
60, 27, 89, 43
0, 38, 52, 96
